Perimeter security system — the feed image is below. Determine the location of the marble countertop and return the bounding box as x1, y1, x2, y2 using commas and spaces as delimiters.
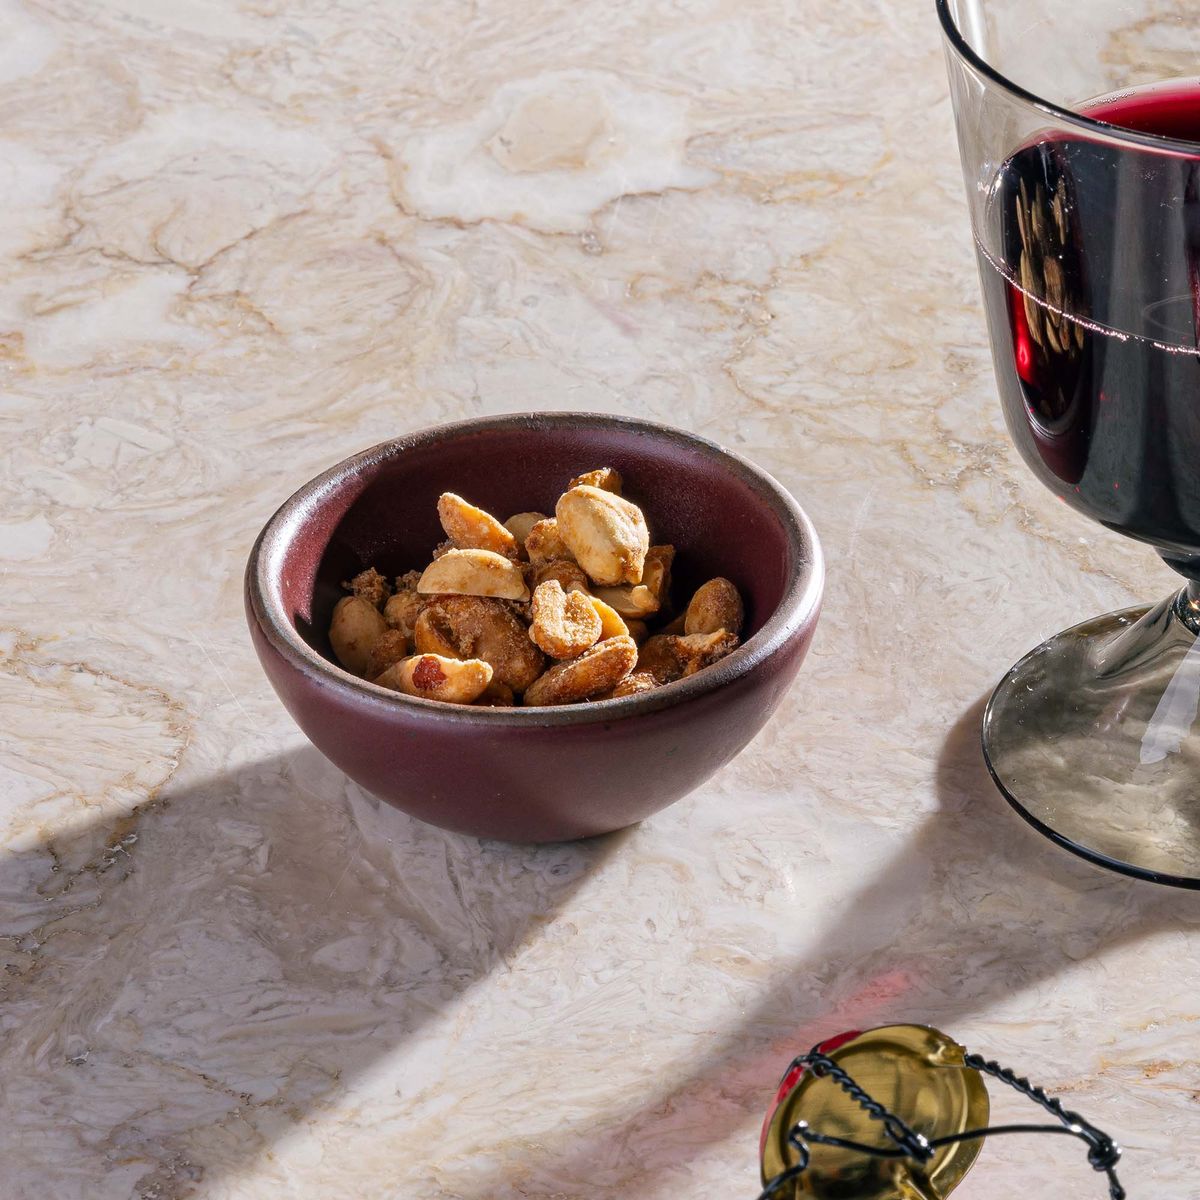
2, 1, 1198, 1197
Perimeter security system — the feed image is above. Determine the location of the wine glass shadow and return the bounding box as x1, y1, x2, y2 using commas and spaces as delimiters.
440, 695, 1200, 1198
0, 746, 626, 1198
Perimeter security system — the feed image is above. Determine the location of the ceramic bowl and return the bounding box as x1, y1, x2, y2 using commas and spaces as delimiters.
245, 412, 823, 842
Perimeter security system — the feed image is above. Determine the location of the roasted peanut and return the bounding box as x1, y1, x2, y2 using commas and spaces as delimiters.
475, 679, 516, 707
503, 597, 533, 623
524, 517, 575, 566
588, 594, 629, 641
384, 589, 430, 638
529, 580, 603, 660
569, 467, 622, 494
329, 595, 388, 676
638, 631, 740, 684
416, 596, 545, 693
594, 547, 672, 621
685, 577, 744, 636
343, 567, 391, 610
329, 465, 742, 707
438, 492, 519, 559
636, 634, 684, 685
533, 559, 590, 594
413, 607, 461, 658
642, 544, 674, 605
365, 628, 411, 679
555, 485, 649, 586
589, 582, 660, 618
658, 612, 687, 636
503, 512, 547, 556
384, 570, 431, 636
672, 630, 739, 676
624, 618, 650, 644
418, 548, 530, 601
373, 654, 493, 704
524, 635, 638, 706
605, 670, 659, 699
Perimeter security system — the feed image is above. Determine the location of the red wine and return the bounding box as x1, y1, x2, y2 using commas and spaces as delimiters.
979, 81, 1200, 577
1082, 82, 1200, 142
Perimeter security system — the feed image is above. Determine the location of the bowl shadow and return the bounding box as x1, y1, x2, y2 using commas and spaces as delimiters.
10, 699, 1197, 1197
1, 747, 626, 1196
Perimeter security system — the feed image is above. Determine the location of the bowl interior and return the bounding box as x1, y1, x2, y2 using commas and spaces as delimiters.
273, 420, 799, 668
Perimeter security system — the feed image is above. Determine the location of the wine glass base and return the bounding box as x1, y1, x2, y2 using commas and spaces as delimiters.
982, 595, 1200, 888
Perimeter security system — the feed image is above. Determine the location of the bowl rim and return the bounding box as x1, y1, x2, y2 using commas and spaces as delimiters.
246, 411, 824, 727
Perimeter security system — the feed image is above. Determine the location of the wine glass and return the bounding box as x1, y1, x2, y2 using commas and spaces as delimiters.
939, 0, 1200, 886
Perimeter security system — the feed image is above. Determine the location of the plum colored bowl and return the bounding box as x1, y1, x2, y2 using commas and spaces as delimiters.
245, 412, 823, 842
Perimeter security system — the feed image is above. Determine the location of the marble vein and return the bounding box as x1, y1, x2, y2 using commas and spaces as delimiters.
1, 0, 1198, 1198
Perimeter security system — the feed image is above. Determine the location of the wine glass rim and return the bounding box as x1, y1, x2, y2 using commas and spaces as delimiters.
936, 0, 1200, 155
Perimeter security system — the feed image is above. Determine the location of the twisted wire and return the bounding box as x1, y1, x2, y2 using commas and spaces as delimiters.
755, 1046, 1127, 1200
963, 1053, 1125, 1199
793, 1053, 933, 1161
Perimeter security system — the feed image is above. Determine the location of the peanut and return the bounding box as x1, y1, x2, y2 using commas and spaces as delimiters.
624, 618, 650, 644
642, 544, 675, 605
373, 654, 493, 704
605, 670, 659, 699
504, 597, 533, 623
569, 467, 622, 494
417, 548, 530, 601
636, 634, 684, 685
529, 580, 602, 660
438, 492, 519, 559
589, 582, 660, 618
555, 485, 649, 586
328, 467, 741, 707
684, 577, 744, 636
384, 573, 432, 637
524, 517, 575, 566
638, 631, 740, 684
533, 559, 590, 594
413, 607, 461, 659
593, 547, 673, 620
658, 611, 687, 636
588, 594, 630, 641
343, 567, 391, 610
416, 596, 545, 693
365, 628, 411, 679
524, 635, 638, 706
503, 512, 547, 556
384, 592, 429, 638
476, 679, 516, 707
329, 595, 388, 676
672, 631, 738, 676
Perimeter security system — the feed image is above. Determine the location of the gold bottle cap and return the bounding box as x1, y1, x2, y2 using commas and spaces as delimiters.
760, 1024, 990, 1200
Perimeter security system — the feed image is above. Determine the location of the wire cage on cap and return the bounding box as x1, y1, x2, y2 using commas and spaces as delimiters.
757, 1025, 1125, 1200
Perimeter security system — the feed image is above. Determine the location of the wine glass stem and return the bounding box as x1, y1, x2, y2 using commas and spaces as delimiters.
1175, 582, 1200, 635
